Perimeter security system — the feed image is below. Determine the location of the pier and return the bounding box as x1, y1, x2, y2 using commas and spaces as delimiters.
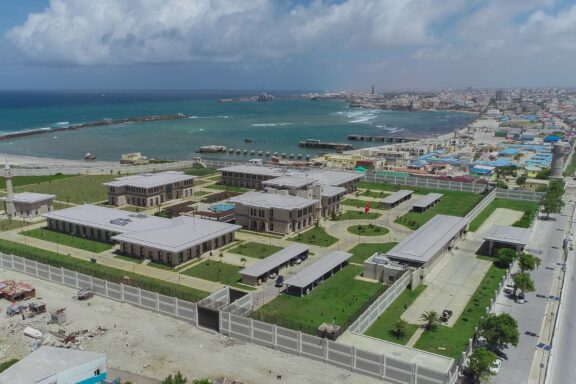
298, 139, 354, 150
347, 135, 419, 143
0, 113, 189, 141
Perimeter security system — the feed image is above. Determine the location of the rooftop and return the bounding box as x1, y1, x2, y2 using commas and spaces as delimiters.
262, 175, 317, 189
285, 251, 352, 288
42, 204, 171, 234
0, 346, 105, 384
1, 192, 55, 204
320, 185, 347, 197
386, 215, 469, 264
111, 216, 241, 253
483, 224, 532, 246
380, 189, 413, 205
411, 193, 443, 209
240, 244, 309, 278
104, 171, 196, 188
230, 191, 318, 210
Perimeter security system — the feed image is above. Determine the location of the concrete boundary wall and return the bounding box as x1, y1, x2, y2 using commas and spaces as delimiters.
221, 292, 253, 316
495, 188, 543, 202
198, 287, 229, 310
348, 272, 411, 334
0, 252, 199, 325
363, 173, 486, 193
465, 189, 497, 221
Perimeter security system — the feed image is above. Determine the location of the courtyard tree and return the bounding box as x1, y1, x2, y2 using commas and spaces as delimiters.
162, 372, 187, 384
392, 319, 408, 340
513, 272, 535, 295
478, 313, 519, 350
420, 309, 440, 331
518, 253, 541, 273
496, 248, 517, 268
467, 348, 498, 383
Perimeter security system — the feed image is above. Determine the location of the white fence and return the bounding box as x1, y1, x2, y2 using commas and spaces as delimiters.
465, 189, 497, 221
363, 173, 487, 193
348, 272, 412, 334
496, 188, 544, 202
0, 253, 199, 324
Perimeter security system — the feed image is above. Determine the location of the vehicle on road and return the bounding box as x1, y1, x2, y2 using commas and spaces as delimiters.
77, 287, 94, 301
490, 358, 503, 375
275, 275, 284, 287
516, 291, 526, 304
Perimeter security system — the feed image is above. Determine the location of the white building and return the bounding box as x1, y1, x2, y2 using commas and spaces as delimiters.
1, 192, 55, 218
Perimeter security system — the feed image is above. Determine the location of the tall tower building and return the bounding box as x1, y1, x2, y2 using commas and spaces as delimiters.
551, 143, 569, 179
4, 160, 15, 218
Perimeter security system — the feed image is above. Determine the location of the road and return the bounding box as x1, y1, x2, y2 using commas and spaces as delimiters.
546, 178, 576, 384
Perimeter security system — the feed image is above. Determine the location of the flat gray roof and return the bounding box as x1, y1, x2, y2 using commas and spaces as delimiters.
0, 346, 105, 384
1, 192, 55, 204
230, 191, 318, 210
111, 216, 241, 253
219, 165, 284, 177
302, 169, 363, 186
285, 251, 352, 288
262, 175, 317, 189
411, 193, 443, 209
240, 244, 310, 278
387, 215, 468, 264
104, 171, 196, 188
483, 224, 532, 246
43, 204, 171, 234
380, 189, 413, 205
321, 185, 347, 197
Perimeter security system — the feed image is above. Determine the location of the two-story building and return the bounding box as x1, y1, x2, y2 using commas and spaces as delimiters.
104, 171, 196, 207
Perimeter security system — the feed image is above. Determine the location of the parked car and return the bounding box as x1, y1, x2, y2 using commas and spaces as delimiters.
275, 275, 284, 287
490, 358, 503, 375
77, 287, 94, 301
516, 291, 526, 304
295, 258, 302, 265
440, 309, 453, 322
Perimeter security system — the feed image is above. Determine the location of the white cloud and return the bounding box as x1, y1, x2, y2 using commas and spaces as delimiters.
5, 0, 464, 66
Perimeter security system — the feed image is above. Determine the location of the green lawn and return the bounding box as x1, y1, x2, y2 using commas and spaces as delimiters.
414, 262, 507, 359
342, 198, 375, 209
347, 242, 398, 264
206, 184, 251, 192
184, 167, 219, 177
0, 174, 77, 190
563, 148, 576, 176
468, 198, 539, 232
290, 226, 338, 247
182, 260, 253, 290
347, 224, 389, 236
147, 261, 175, 271
395, 191, 484, 230
333, 210, 381, 221
228, 242, 283, 259
114, 254, 142, 263
365, 285, 427, 344
253, 265, 385, 334
0, 219, 35, 231
360, 190, 391, 198
22, 228, 113, 253
0, 239, 209, 301
14, 175, 117, 204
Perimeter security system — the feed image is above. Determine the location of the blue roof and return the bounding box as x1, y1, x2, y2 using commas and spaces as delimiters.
499, 148, 519, 155
544, 135, 561, 142
470, 166, 493, 174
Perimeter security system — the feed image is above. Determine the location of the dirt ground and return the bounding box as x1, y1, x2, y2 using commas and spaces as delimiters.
0, 268, 379, 384
473, 208, 523, 237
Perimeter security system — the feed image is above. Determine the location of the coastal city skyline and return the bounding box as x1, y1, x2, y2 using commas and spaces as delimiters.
0, 0, 575, 90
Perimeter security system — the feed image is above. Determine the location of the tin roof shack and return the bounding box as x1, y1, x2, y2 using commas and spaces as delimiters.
0, 280, 36, 301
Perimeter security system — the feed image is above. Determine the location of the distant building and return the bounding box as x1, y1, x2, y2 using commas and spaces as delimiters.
120, 152, 149, 165
1, 192, 55, 219
0, 346, 107, 384
104, 171, 196, 207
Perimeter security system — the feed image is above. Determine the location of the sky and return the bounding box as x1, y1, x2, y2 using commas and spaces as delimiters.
0, 0, 575, 91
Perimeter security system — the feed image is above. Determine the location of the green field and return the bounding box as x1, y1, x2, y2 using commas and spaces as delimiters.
333, 210, 381, 221
228, 242, 283, 259
395, 191, 484, 230
22, 228, 113, 253
114, 254, 142, 263
0, 219, 35, 231
0, 174, 77, 190
365, 285, 427, 344
0, 239, 209, 301
342, 198, 375, 209
14, 175, 117, 204
290, 226, 338, 247
414, 262, 506, 359
253, 265, 385, 334
347, 224, 389, 236
206, 184, 251, 192
360, 189, 391, 198
347, 242, 398, 264
468, 198, 539, 232
184, 166, 219, 177
181, 260, 252, 290
564, 149, 576, 176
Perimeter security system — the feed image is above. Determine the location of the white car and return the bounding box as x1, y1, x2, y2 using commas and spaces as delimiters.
490, 358, 503, 375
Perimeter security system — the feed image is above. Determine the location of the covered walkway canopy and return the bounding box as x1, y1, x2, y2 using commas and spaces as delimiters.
239, 244, 309, 286
411, 193, 443, 212
285, 251, 352, 296
379, 189, 413, 209
483, 224, 532, 256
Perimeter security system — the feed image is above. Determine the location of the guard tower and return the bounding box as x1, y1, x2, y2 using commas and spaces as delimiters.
551, 143, 570, 179
4, 160, 15, 218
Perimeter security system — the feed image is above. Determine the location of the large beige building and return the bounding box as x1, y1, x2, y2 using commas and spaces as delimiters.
230, 191, 318, 234
1, 192, 55, 219
104, 171, 196, 207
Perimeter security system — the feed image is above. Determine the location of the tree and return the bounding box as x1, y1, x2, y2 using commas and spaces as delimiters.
513, 272, 535, 294
535, 168, 551, 180
162, 372, 187, 384
467, 348, 498, 383
542, 191, 563, 219
496, 179, 508, 189
518, 253, 541, 273
496, 248, 517, 268
516, 175, 527, 186
240, 257, 247, 266
479, 313, 519, 350
392, 319, 408, 340
420, 310, 440, 330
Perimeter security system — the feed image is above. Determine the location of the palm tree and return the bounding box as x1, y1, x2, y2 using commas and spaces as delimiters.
392, 319, 408, 339
420, 310, 440, 330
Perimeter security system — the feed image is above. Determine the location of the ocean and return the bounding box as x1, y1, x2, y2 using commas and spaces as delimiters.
0, 90, 476, 161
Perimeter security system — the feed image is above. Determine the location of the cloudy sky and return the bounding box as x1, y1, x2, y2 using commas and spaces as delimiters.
0, 0, 575, 90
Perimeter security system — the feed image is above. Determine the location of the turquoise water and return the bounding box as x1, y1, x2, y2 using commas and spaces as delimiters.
209, 204, 235, 213
0, 91, 476, 161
